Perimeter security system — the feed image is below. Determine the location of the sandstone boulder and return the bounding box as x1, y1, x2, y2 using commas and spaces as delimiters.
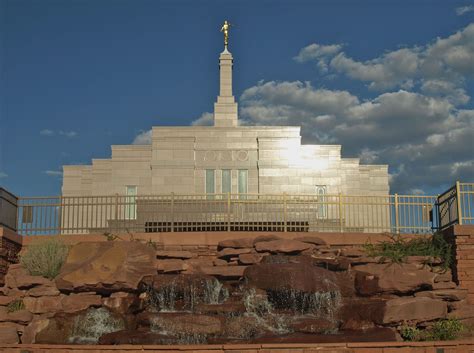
354, 263, 435, 295
61, 293, 102, 313
217, 247, 252, 259
252, 234, 281, 245
239, 253, 264, 265
157, 259, 188, 273
98, 330, 177, 345
199, 265, 246, 279
448, 305, 474, 320
379, 297, 447, 325
338, 298, 385, 330
102, 292, 140, 315
5, 264, 51, 289
21, 318, 51, 344
415, 289, 467, 301
0, 307, 33, 324
23, 296, 62, 314
254, 239, 311, 254
27, 284, 60, 297
55, 241, 156, 294
218, 238, 254, 249
0, 323, 18, 343
289, 316, 337, 334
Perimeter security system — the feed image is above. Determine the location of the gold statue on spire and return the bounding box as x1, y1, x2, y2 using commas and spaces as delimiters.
220, 20, 231, 48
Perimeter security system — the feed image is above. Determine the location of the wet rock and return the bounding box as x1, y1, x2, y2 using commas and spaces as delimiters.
239, 253, 264, 265
55, 241, 156, 294
157, 259, 188, 273
5, 264, 51, 289
194, 302, 246, 315
294, 236, 327, 245
138, 312, 222, 336
199, 265, 246, 279
221, 315, 261, 340
218, 238, 254, 249
0, 323, 19, 343
255, 239, 312, 254
244, 262, 341, 294
156, 250, 193, 259
354, 263, 435, 295
380, 297, 447, 325
290, 316, 337, 334
338, 298, 385, 330
217, 248, 252, 259
98, 329, 177, 345
415, 289, 468, 301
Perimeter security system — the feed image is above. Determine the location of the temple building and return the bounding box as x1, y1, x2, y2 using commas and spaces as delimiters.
62, 48, 389, 199
61, 33, 389, 233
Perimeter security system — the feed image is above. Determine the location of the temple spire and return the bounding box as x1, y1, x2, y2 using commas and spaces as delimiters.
214, 22, 238, 127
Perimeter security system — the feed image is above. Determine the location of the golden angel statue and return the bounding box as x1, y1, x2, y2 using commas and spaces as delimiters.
220, 20, 231, 47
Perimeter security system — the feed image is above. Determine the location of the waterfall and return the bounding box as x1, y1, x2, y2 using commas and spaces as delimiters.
69, 308, 124, 344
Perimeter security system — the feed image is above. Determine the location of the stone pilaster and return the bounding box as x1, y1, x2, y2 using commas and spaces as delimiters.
214, 48, 238, 127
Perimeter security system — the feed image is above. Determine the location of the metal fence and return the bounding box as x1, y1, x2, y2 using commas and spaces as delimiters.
16, 192, 439, 236
437, 182, 474, 230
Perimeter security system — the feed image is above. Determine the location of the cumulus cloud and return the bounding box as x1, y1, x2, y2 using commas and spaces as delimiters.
59, 130, 77, 138
43, 170, 63, 177
297, 23, 474, 92
132, 129, 152, 144
239, 80, 474, 193
0, 172, 7, 178
191, 112, 214, 126
456, 5, 474, 15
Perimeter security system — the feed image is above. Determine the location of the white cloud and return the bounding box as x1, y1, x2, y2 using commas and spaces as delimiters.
456, 5, 474, 15
191, 112, 214, 126
40, 129, 77, 138
40, 129, 54, 136
296, 23, 474, 93
43, 170, 63, 177
239, 80, 474, 193
59, 130, 77, 138
0, 172, 7, 178
132, 129, 152, 145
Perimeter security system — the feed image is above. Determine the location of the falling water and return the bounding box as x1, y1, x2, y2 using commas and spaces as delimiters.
69, 307, 125, 344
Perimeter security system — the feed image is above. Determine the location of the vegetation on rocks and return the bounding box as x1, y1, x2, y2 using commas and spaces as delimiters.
6, 299, 25, 313
363, 232, 452, 269
20, 238, 69, 279
400, 318, 465, 341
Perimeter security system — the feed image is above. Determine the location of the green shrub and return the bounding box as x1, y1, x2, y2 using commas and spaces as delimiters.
20, 238, 69, 279
401, 319, 465, 341
363, 232, 452, 269
7, 299, 25, 313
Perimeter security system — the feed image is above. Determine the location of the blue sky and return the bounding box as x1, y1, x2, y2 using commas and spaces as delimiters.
1, 0, 473, 196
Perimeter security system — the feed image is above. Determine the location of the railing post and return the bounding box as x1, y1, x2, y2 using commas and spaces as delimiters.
456, 181, 463, 225
338, 193, 343, 232
283, 192, 287, 232
394, 193, 399, 234
171, 192, 175, 232
114, 193, 119, 234
227, 192, 231, 232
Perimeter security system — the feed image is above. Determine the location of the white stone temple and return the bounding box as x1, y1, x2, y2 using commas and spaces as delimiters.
62, 48, 389, 200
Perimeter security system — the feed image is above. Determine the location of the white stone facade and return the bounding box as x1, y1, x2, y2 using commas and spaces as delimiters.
62, 49, 389, 198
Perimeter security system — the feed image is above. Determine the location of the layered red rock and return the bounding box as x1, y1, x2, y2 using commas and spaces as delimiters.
354, 263, 436, 295
218, 237, 254, 249
55, 241, 156, 294
379, 297, 447, 324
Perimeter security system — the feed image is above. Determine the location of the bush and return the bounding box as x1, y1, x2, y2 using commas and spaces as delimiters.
401, 319, 465, 341
7, 299, 25, 313
363, 232, 452, 269
20, 238, 69, 279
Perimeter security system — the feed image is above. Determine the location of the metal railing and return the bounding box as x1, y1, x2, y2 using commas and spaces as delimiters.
437, 182, 474, 230
16, 192, 439, 236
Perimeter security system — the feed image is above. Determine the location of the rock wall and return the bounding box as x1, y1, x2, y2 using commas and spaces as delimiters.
0, 236, 473, 345
0, 229, 21, 286
442, 225, 474, 304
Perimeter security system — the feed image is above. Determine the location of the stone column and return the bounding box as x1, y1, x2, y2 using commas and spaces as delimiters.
214, 48, 238, 127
